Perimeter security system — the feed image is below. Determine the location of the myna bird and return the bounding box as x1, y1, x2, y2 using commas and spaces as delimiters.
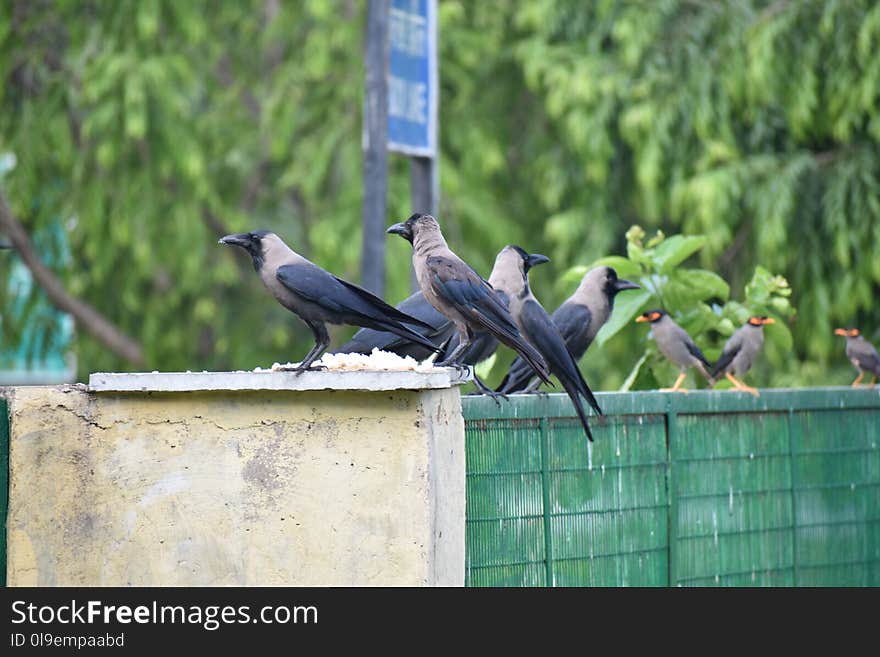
219, 230, 440, 372
635, 309, 712, 392
497, 266, 639, 394
711, 316, 775, 397
386, 214, 551, 384
834, 328, 880, 387
488, 245, 601, 442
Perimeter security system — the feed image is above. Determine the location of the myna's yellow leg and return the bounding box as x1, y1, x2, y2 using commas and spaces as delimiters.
660, 371, 688, 393
851, 372, 864, 387
869, 376, 877, 387
725, 372, 759, 397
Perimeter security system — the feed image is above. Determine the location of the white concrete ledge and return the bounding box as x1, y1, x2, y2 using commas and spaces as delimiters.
88, 367, 472, 393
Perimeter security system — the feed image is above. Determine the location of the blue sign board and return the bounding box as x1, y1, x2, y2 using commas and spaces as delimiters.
388, 0, 437, 157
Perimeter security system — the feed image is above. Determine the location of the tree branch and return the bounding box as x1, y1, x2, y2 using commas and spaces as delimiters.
0, 192, 145, 366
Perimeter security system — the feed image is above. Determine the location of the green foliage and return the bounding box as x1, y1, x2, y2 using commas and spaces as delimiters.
560, 225, 796, 390
0, 0, 877, 390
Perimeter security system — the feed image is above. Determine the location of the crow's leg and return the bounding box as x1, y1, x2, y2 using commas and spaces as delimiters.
469, 376, 509, 407
280, 322, 330, 374
437, 326, 472, 374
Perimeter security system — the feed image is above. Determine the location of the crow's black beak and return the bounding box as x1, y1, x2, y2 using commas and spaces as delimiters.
615, 279, 640, 292
526, 253, 550, 270
386, 222, 413, 242
218, 233, 251, 248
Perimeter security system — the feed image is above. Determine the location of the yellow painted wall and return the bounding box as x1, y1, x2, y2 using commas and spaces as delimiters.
4, 384, 465, 586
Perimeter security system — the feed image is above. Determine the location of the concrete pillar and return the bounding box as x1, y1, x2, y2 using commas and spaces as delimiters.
2, 369, 467, 586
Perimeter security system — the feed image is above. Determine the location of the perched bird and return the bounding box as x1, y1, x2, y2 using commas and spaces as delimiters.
219, 230, 440, 373
711, 316, 775, 397
635, 309, 712, 392
497, 266, 639, 394
488, 245, 601, 442
337, 244, 527, 366
386, 214, 551, 385
834, 328, 880, 387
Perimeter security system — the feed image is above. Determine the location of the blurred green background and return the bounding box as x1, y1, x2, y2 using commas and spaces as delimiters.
1, 0, 878, 389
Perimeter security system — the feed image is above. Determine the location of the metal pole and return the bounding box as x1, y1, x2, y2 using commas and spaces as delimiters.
410, 156, 438, 216
408, 0, 439, 291
409, 156, 437, 291
361, 0, 390, 296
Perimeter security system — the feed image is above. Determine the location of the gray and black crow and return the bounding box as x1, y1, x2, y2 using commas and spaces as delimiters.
386, 214, 551, 384
711, 315, 775, 396
489, 245, 601, 441
635, 309, 712, 392
219, 230, 440, 372
834, 327, 880, 387
497, 266, 639, 394
337, 245, 533, 368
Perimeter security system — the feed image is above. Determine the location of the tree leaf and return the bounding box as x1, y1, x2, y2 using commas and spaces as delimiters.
672, 269, 730, 302
764, 320, 793, 352
590, 255, 641, 279
596, 288, 653, 347
651, 235, 706, 273
619, 352, 647, 392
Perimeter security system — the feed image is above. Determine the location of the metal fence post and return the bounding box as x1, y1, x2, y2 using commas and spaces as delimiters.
666, 408, 678, 587
539, 416, 554, 586
786, 409, 800, 585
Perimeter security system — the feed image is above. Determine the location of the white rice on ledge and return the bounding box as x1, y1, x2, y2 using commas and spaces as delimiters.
252, 349, 439, 373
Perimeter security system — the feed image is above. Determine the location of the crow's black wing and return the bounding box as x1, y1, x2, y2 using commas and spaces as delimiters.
332, 276, 437, 330
498, 301, 591, 394
335, 292, 451, 358
442, 289, 506, 366
426, 255, 550, 383
552, 302, 594, 362
276, 264, 439, 352
519, 299, 601, 417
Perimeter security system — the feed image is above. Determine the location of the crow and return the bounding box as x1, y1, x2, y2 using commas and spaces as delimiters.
497, 266, 638, 394
386, 214, 550, 384
488, 245, 601, 442
219, 230, 440, 372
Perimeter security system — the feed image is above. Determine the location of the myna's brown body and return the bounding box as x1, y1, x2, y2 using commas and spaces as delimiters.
636, 309, 712, 392
834, 328, 880, 386
711, 316, 775, 396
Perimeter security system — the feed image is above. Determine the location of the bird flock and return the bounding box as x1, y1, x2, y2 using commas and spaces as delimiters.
219, 213, 880, 443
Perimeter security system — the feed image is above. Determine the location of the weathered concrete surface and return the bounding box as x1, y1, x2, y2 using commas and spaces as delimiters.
3, 382, 465, 586
88, 368, 471, 392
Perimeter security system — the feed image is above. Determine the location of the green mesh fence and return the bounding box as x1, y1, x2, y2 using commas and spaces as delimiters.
463, 388, 880, 587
